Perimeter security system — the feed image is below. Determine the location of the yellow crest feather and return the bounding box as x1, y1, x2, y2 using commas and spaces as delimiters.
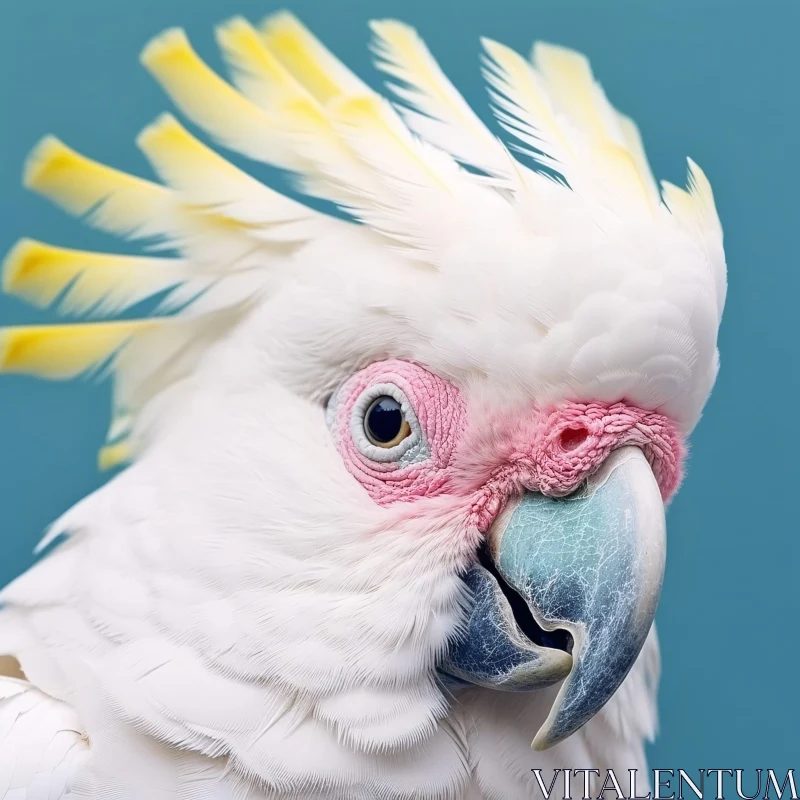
482, 38, 573, 168
137, 114, 317, 235
216, 16, 315, 111
370, 20, 516, 183
141, 28, 291, 167
97, 439, 133, 471
259, 11, 370, 104
24, 136, 174, 238
531, 42, 658, 210
2, 239, 188, 315
0, 321, 157, 380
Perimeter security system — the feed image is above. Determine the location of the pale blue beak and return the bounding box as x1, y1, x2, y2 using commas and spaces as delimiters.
440, 447, 666, 749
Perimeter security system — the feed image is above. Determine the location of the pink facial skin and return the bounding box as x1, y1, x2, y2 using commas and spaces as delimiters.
328, 360, 467, 502
328, 360, 685, 533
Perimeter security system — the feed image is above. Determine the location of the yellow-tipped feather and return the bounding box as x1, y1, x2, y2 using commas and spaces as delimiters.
137, 114, 315, 233
141, 28, 291, 167
616, 113, 659, 203
686, 158, 723, 237
661, 158, 725, 316
259, 11, 370, 104
219, 19, 409, 215
531, 42, 657, 210
331, 94, 452, 191
97, 439, 133, 471
22, 135, 276, 259
0, 320, 156, 380
216, 16, 315, 111
24, 136, 174, 239
370, 20, 514, 182
532, 44, 613, 143
660, 180, 694, 221
146, 14, 457, 227
482, 39, 573, 168
137, 112, 248, 200
218, 13, 401, 205
662, 159, 723, 241
3, 239, 188, 314
215, 17, 376, 205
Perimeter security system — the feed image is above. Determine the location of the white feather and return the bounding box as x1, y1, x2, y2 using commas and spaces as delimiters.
0, 676, 88, 799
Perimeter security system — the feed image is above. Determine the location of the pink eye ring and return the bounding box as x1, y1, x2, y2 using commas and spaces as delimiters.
327, 360, 467, 505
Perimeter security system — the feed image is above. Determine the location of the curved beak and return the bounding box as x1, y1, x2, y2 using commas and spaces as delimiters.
440, 446, 665, 750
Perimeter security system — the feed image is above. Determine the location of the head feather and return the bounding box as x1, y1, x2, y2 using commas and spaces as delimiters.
2, 14, 725, 472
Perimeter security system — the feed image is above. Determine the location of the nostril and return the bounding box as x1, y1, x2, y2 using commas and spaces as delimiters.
558, 426, 589, 451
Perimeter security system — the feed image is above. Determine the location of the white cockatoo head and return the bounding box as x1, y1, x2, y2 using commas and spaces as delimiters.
0, 12, 725, 794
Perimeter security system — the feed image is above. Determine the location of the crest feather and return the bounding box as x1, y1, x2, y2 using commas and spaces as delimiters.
0, 321, 157, 380
216, 16, 316, 111
143, 22, 383, 213
3, 239, 189, 315
370, 20, 517, 184
481, 38, 572, 173
660, 160, 722, 241
482, 38, 661, 213
661, 158, 725, 316
685, 157, 723, 241
532, 44, 620, 145
254, 14, 475, 242
616, 113, 660, 205
141, 28, 294, 168
97, 439, 133, 471
532, 42, 658, 210
259, 11, 371, 103
145, 14, 479, 257
137, 113, 325, 240
215, 18, 382, 208
24, 136, 175, 239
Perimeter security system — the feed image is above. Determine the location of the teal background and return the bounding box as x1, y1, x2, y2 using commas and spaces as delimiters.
0, 0, 796, 780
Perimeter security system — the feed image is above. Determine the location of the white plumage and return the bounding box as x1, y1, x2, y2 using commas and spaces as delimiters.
0, 676, 88, 798
0, 11, 724, 799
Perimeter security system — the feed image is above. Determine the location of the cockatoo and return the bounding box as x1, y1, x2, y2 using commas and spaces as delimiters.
0, 11, 725, 800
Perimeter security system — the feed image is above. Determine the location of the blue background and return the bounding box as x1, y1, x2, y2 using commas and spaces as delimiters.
1, 0, 796, 779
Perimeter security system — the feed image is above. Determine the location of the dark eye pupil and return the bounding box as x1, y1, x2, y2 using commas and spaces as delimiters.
366, 396, 404, 443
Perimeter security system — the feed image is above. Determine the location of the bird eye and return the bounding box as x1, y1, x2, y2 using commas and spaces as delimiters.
364, 395, 412, 448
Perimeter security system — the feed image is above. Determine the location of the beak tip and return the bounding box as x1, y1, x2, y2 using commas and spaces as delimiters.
530, 718, 566, 751
531, 735, 551, 752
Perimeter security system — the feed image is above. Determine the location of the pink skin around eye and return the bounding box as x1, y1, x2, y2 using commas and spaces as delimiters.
331, 360, 685, 532
331, 360, 467, 503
